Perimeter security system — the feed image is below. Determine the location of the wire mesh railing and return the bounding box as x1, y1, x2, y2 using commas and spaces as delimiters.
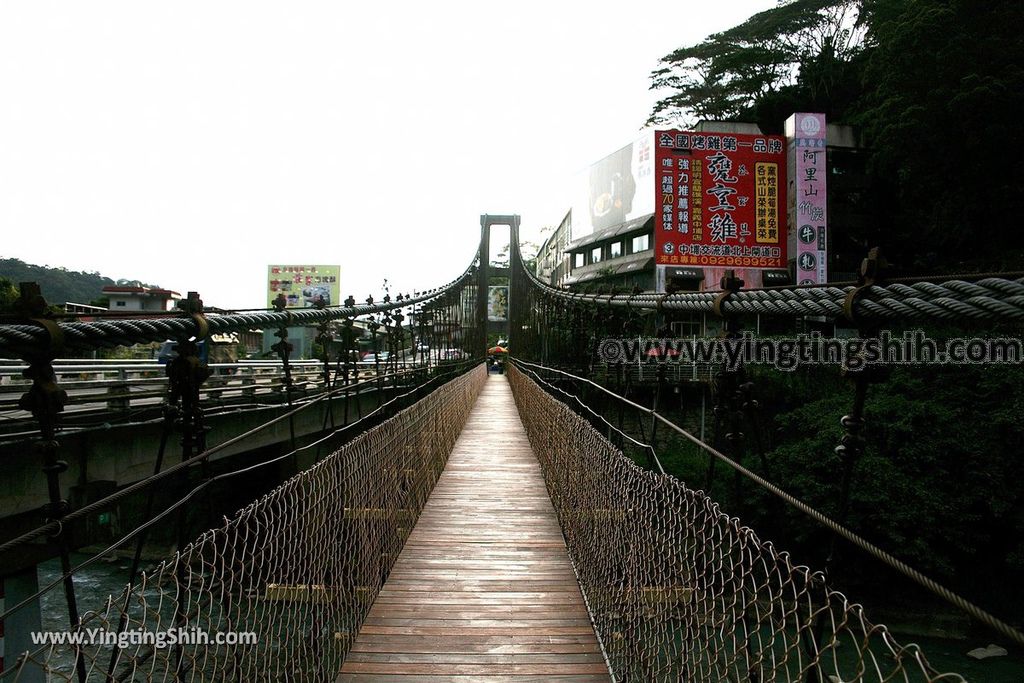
507, 363, 964, 683
5, 365, 486, 682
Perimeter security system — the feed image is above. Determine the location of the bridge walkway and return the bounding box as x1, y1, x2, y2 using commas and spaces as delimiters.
338, 374, 611, 682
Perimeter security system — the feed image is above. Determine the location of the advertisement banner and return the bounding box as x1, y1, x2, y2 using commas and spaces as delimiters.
791, 113, 828, 285
267, 265, 340, 308
653, 130, 787, 270
487, 286, 508, 322
571, 133, 654, 239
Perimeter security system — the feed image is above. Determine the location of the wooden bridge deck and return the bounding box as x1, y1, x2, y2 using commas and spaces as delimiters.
338, 374, 611, 682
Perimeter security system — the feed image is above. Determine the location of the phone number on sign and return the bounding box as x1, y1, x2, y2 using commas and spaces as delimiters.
658, 256, 782, 267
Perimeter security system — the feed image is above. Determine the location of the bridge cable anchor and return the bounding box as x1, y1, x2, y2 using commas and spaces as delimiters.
13, 283, 87, 682
842, 246, 887, 327
712, 270, 744, 323
271, 293, 296, 399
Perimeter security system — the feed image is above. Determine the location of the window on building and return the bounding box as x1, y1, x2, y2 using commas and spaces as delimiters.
115, 300, 126, 307
610, 241, 623, 258
591, 246, 603, 263
631, 234, 650, 252
670, 315, 703, 338
666, 276, 702, 294
573, 252, 585, 268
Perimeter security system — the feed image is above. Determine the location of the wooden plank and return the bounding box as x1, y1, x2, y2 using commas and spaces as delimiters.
338, 676, 609, 683
356, 626, 599, 637
345, 653, 606, 664
351, 642, 601, 655
338, 375, 610, 681
368, 610, 592, 620
352, 634, 601, 644
342, 662, 610, 675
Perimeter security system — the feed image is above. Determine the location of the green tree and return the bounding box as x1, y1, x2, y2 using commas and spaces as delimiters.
493, 241, 540, 273
0, 276, 18, 314
854, 0, 1024, 269
649, 0, 1024, 272
750, 361, 1024, 617
0, 257, 161, 306
649, 0, 865, 127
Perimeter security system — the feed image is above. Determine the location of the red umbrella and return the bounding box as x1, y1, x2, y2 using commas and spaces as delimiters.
488, 346, 508, 354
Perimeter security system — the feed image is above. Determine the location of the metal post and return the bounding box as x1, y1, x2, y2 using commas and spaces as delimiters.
167, 292, 212, 681
650, 365, 666, 470
708, 271, 746, 498
339, 296, 357, 427
478, 217, 490, 360
106, 397, 178, 679
313, 295, 335, 432
366, 307, 382, 408
699, 386, 706, 444
391, 306, 405, 402
829, 248, 888, 567
271, 294, 298, 453
13, 283, 85, 683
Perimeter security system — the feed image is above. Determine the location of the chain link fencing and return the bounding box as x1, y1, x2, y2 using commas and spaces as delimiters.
7, 365, 486, 682
507, 363, 965, 683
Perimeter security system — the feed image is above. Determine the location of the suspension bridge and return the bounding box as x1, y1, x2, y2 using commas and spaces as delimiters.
1, 215, 1023, 681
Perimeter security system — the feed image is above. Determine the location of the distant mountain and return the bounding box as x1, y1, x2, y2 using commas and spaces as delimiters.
0, 257, 161, 306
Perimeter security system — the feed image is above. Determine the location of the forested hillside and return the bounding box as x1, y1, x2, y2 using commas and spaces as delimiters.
650, 0, 1024, 274
648, 0, 1024, 640
0, 257, 160, 306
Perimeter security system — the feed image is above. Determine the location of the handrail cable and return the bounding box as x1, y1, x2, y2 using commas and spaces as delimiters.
0, 361, 479, 625
0, 260, 477, 356
511, 357, 1024, 648
513, 362, 663, 473
0, 363, 463, 556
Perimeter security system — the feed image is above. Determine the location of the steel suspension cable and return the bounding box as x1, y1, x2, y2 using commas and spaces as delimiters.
509, 234, 1024, 322
0, 261, 477, 356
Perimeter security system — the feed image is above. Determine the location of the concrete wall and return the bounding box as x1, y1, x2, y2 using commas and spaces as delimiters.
0, 387, 386, 575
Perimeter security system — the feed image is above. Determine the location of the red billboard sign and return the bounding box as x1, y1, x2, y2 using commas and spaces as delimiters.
654, 130, 787, 269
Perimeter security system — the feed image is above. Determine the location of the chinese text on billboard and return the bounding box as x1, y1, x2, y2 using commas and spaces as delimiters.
266, 265, 340, 308
793, 113, 828, 284
654, 131, 787, 269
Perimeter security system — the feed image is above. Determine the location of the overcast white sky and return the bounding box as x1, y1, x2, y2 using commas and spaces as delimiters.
1, 1, 774, 308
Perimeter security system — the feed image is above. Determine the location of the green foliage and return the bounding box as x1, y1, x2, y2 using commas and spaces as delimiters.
740, 361, 1024, 614
0, 257, 162, 307
855, 0, 1024, 267
492, 241, 540, 273
649, 0, 865, 126
0, 276, 18, 314
650, 0, 1024, 273
562, 347, 1024, 623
